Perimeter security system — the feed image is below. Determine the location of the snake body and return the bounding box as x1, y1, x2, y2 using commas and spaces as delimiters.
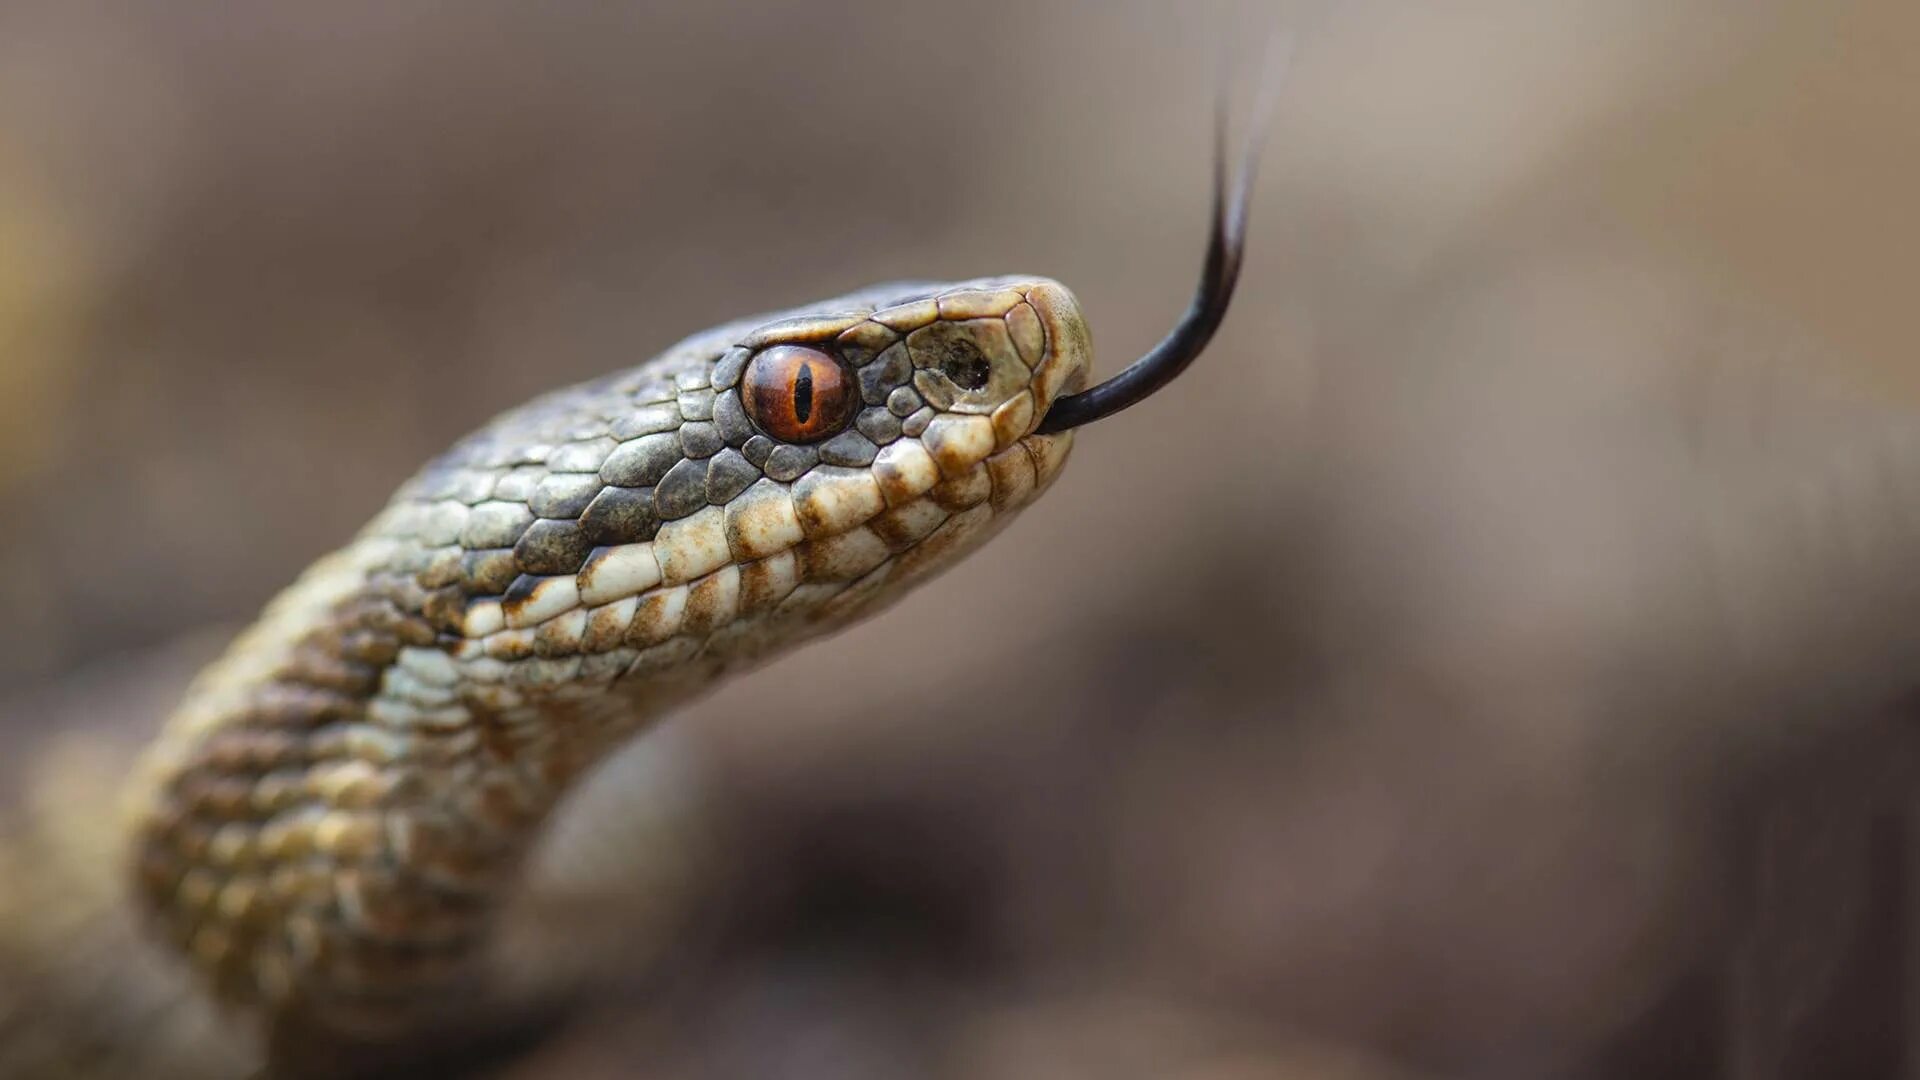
118, 276, 1088, 1069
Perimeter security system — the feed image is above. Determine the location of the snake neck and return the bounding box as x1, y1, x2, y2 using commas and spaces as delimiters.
124, 449, 1064, 1044
124, 530, 722, 1041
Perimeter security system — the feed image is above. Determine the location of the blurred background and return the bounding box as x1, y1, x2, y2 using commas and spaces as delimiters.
7, 1, 1920, 1076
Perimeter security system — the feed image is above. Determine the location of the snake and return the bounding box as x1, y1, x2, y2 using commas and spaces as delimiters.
5, 100, 1267, 1078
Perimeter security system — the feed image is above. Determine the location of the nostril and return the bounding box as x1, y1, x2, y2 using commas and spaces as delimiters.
940, 341, 991, 391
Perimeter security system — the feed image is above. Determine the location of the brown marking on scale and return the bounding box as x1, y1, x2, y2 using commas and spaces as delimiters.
200, 729, 281, 772
624, 587, 687, 648
929, 461, 991, 512
791, 467, 885, 538
986, 445, 1038, 513
482, 629, 536, 662
737, 550, 799, 613
311, 761, 391, 809
871, 440, 940, 507
286, 639, 385, 696
812, 561, 897, 627
627, 637, 706, 681
501, 575, 580, 629
797, 526, 891, 582
870, 498, 949, 551
990, 390, 1036, 450
889, 502, 996, 583
919, 413, 997, 478
336, 628, 401, 667
681, 565, 741, 636
723, 479, 805, 560
419, 549, 464, 589
654, 507, 730, 585
577, 543, 662, 607
498, 575, 540, 624
532, 609, 588, 659
583, 597, 639, 652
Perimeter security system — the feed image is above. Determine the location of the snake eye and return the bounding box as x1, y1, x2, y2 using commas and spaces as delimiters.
741, 344, 857, 444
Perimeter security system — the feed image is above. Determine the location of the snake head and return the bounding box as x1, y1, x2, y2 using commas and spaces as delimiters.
732, 275, 1088, 485
684, 276, 1090, 641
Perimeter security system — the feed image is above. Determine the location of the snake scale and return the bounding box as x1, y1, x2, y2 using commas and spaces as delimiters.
2, 96, 1267, 1077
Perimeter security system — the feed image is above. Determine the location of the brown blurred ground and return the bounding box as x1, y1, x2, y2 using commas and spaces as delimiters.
7, 2, 1920, 1077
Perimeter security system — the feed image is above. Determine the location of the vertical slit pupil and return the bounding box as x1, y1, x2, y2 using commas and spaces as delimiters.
793, 362, 814, 425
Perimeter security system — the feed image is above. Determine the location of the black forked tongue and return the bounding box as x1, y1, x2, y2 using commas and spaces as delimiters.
1036, 50, 1286, 435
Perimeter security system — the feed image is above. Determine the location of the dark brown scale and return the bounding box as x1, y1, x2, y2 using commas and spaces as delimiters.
705, 449, 759, 504
420, 587, 470, 634
599, 432, 681, 487
191, 774, 258, 819
337, 591, 437, 647
337, 628, 401, 667
252, 683, 358, 729
418, 549, 465, 589
305, 725, 355, 761
285, 643, 384, 696
577, 485, 656, 545
653, 456, 711, 519
513, 518, 594, 576
211, 728, 298, 771
461, 549, 522, 595
533, 619, 581, 659
501, 574, 543, 610
527, 474, 602, 519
